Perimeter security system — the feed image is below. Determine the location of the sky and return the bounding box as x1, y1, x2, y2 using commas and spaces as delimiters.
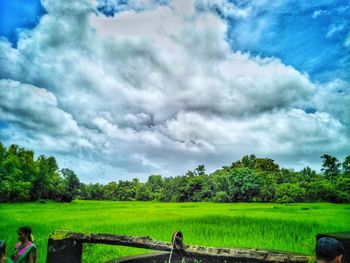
0, 0, 349, 183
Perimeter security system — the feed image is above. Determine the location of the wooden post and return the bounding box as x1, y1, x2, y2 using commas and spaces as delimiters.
46, 232, 83, 263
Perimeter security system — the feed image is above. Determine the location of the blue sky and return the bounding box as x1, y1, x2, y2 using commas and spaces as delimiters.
0, 0, 45, 45
226, 0, 350, 83
0, 0, 349, 182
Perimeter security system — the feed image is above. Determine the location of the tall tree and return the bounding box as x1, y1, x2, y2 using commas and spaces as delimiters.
321, 154, 340, 181
254, 158, 279, 172
225, 168, 260, 202
104, 181, 118, 200
194, 165, 206, 176
146, 175, 164, 199
342, 155, 350, 175
60, 168, 80, 202
241, 154, 256, 169
31, 155, 59, 199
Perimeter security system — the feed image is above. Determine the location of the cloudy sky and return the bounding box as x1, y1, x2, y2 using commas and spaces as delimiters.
0, 0, 349, 182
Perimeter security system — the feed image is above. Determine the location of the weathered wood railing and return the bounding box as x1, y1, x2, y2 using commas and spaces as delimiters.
46, 230, 310, 263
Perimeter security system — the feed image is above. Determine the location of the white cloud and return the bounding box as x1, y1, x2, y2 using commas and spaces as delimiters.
312, 79, 350, 127
0, 79, 81, 137
195, 0, 252, 19
326, 23, 345, 38
312, 9, 327, 18
0, 0, 348, 181
96, 0, 169, 15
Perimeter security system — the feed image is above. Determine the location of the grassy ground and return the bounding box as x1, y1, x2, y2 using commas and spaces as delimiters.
0, 201, 349, 263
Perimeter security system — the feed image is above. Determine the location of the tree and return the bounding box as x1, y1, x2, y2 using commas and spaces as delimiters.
194, 165, 206, 176
0, 180, 10, 202
115, 180, 137, 200
0, 142, 7, 179
321, 154, 340, 181
159, 177, 175, 202
146, 175, 164, 200
275, 183, 306, 203
31, 155, 59, 200
60, 168, 80, 202
254, 171, 277, 202
2, 154, 22, 181
172, 176, 190, 202
135, 183, 152, 201
241, 154, 256, 169
278, 168, 298, 184
306, 179, 348, 203
336, 177, 350, 200
254, 158, 279, 172
9, 181, 31, 201
306, 179, 335, 201
300, 166, 317, 182
86, 183, 105, 200
104, 181, 118, 200
1, 141, 349, 204
342, 155, 350, 175
18, 149, 38, 182
159, 176, 189, 202
186, 174, 213, 201
225, 168, 260, 202
0, 142, 81, 202
212, 191, 229, 202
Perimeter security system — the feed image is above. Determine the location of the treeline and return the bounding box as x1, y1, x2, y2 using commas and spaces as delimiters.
0, 143, 80, 202
0, 142, 349, 203
79, 155, 350, 203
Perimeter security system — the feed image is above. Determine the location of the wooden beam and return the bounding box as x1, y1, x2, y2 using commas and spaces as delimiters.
48, 230, 310, 263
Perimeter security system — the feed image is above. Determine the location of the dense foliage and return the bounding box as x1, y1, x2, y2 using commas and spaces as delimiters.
0, 142, 349, 203
0, 143, 80, 202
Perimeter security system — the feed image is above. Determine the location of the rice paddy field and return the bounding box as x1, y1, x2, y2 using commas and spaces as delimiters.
0, 201, 349, 263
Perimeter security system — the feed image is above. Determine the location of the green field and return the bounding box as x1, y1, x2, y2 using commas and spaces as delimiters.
0, 201, 349, 262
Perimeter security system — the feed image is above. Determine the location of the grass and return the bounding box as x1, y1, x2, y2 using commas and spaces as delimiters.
0, 201, 349, 263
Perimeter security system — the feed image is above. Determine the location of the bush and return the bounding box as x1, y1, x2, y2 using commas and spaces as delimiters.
306, 178, 350, 203
275, 183, 306, 203
212, 191, 229, 202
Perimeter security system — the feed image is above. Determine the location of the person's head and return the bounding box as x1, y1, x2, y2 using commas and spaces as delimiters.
17, 226, 33, 242
316, 237, 344, 263
0, 240, 6, 257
